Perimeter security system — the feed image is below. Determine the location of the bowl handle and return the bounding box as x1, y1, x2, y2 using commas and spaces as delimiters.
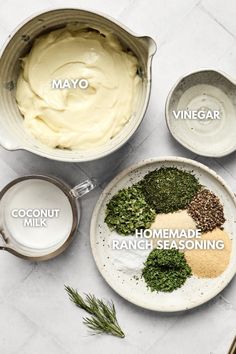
70, 178, 97, 198
0, 229, 7, 250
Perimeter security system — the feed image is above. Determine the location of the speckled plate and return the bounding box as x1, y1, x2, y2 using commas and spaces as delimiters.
90, 157, 236, 312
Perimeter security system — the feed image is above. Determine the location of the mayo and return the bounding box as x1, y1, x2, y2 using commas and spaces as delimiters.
16, 27, 141, 150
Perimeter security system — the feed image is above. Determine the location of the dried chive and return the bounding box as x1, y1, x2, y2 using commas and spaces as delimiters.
141, 167, 201, 214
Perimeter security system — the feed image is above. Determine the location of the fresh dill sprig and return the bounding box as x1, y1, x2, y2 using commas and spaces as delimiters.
65, 286, 125, 338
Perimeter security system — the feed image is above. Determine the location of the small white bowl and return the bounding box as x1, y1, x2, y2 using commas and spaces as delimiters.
0, 8, 156, 162
165, 70, 236, 157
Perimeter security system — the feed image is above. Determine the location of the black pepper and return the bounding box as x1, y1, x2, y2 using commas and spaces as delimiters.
187, 189, 225, 232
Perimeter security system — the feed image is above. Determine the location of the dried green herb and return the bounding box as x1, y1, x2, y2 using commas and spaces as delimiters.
141, 167, 201, 213
105, 184, 156, 235
142, 249, 192, 292
65, 286, 125, 338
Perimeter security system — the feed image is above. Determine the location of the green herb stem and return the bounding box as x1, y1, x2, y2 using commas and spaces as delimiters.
65, 286, 125, 338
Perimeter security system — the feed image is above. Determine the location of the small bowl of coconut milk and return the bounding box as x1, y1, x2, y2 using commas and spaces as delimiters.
0, 175, 95, 260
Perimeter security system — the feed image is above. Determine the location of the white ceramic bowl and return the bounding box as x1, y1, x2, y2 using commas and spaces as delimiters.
165, 70, 236, 157
0, 8, 156, 162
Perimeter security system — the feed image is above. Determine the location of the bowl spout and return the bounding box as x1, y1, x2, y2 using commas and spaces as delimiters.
136, 36, 157, 58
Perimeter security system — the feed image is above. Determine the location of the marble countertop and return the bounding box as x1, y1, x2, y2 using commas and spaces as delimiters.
0, 0, 236, 353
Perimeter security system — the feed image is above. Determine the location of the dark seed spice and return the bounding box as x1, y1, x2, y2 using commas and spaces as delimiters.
142, 249, 192, 292
141, 167, 201, 213
105, 184, 156, 235
187, 189, 225, 232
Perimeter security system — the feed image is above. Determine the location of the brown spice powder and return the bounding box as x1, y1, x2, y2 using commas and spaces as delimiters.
184, 228, 231, 278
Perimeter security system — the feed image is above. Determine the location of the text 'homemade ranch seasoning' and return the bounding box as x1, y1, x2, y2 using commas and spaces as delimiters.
105, 166, 232, 289
16, 26, 141, 150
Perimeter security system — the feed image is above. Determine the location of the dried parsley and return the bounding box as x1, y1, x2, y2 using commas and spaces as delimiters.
142, 249, 192, 292
141, 167, 201, 213
105, 184, 156, 235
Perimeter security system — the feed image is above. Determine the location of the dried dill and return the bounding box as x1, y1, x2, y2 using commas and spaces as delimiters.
141, 167, 201, 213
142, 249, 192, 292
105, 184, 156, 235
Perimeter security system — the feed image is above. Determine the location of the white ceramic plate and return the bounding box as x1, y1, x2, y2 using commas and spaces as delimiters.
90, 157, 236, 312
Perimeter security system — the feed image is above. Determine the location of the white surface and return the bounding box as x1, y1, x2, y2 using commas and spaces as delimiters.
90, 157, 236, 312
0, 1, 236, 353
